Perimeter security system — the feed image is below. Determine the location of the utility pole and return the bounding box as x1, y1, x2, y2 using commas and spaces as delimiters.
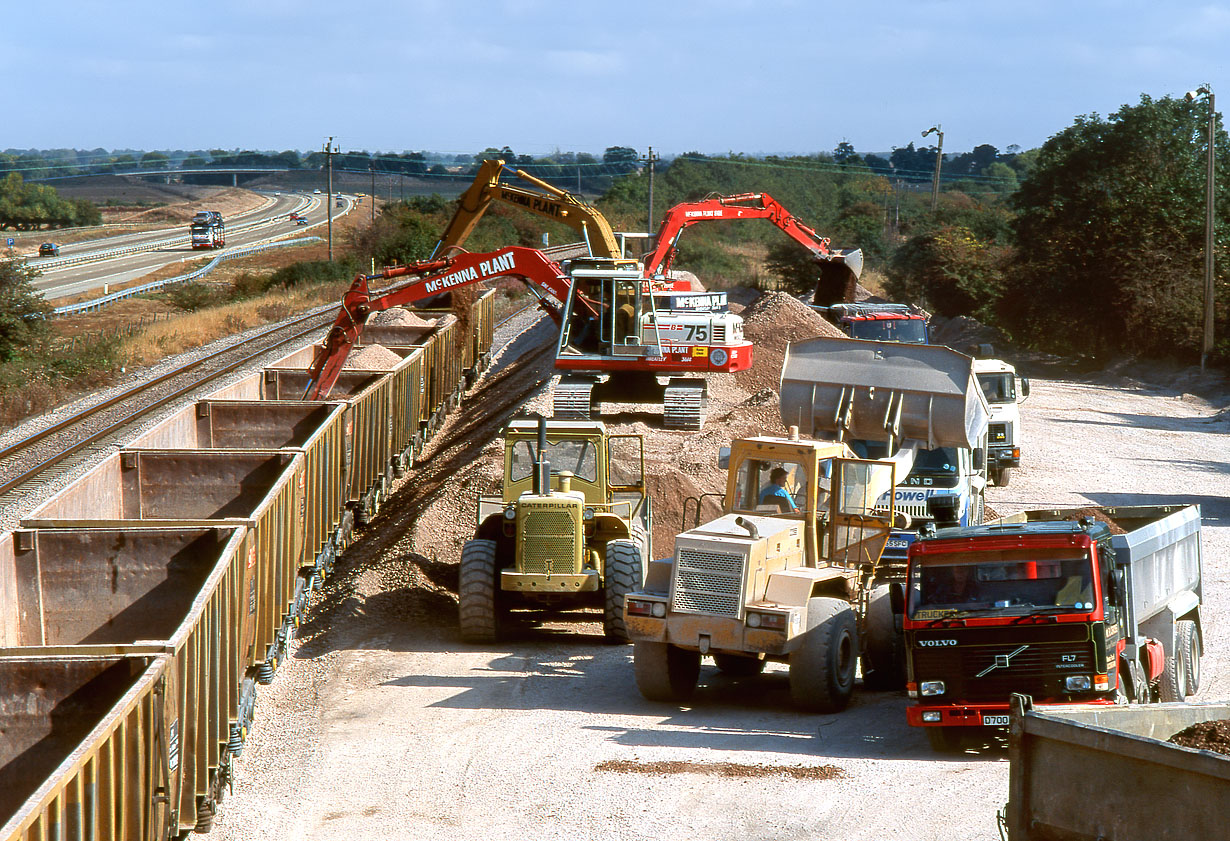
922, 125, 944, 213
577, 165, 582, 194
370, 163, 376, 225
1186, 85, 1217, 369
642, 146, 659, 233
324, 137, 337, 262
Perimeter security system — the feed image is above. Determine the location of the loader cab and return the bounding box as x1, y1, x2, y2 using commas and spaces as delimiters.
557, 261, 662, 358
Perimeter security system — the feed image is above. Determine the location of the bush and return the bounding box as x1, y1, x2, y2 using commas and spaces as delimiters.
163, 281, 225, 312
0, 258, 51, 362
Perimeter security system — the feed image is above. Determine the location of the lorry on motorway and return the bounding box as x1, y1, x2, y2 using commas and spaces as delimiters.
824, 302, 930, 344
1006, 694, 1230, 841
190, 210, 225, 249
625, 336, 989, 711
904, 504, 1204, 750
459, 417, 650, 642
973, 356, 1029, 486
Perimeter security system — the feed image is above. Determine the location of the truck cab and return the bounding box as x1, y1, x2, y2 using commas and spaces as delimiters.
826, 303, 930, 344
973, 357, 1029, 486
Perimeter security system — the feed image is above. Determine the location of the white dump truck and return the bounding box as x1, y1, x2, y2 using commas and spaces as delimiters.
972, 357, 1029, 486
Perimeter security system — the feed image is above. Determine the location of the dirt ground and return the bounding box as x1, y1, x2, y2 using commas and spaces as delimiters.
210, 285, 1230, 840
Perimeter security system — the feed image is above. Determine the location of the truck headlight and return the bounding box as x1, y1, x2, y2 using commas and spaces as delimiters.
920, 680, 946, 697
1065, 675, 1092, 692
747, 612, 787, 630
921, 711, 942, 723
503, 505, 516, 520
583, 508, 595, 521
653, 602, 666, 618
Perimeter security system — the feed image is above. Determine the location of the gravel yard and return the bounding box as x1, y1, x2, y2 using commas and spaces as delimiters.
212, 300, 1230, 841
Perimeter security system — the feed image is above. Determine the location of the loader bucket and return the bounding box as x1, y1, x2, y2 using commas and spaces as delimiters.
812, 248, 863, 306
779, 336, 989, 450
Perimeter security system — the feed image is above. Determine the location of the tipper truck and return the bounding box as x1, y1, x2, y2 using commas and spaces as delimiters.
904, 505, 1204, 750
625, 336, 989, 711
973, 356, 1029, 487
1006, 694, 1230, 841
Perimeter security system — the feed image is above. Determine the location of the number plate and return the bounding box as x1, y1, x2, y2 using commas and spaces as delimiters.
982, 715, 1010, 726
886, 539, 909, 549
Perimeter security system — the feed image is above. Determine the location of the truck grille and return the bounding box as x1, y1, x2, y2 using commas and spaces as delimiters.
711, 323, 727, 344
520, 510, 579, 574
671, 548, 744, 617
912, 641, 1096, 702
988, 422, 1009, 445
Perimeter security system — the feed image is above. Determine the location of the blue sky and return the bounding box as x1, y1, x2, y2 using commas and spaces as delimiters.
5, 0, 1228, 157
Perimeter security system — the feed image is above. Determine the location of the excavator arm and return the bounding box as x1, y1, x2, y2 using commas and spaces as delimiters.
642, 192, 863, 304
432, 159, 624, 259
303, 246, 578, 399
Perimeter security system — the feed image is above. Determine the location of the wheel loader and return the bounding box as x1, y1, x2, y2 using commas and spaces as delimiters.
625, 336, 990, 712
458, 416, 651, 643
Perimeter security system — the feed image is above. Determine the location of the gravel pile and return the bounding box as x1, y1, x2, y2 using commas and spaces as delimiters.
737, 291, 844, 394
343, 344, 404, 370
369, 308, 436, 328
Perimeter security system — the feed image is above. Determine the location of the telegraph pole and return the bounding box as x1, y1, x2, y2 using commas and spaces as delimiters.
642, 146, 659, 233
922, 125, 944, 213
324, 137, 337, 262
370, 162, 376, 225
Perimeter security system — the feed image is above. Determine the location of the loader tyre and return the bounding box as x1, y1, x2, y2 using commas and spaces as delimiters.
603, 539, 642, 643
634, 642, 700, 702
1178, 620, 1201, 697
992, 467, 1011, 487
862, 585, 906, 691
714, 653, 766, 676
789, 597, 858, 713
458, 539, 501, 643
1159, 648, 1186, 703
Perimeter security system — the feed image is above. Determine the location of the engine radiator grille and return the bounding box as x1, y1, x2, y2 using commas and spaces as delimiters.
520, 509, 579, 574
671, 548, 744, 618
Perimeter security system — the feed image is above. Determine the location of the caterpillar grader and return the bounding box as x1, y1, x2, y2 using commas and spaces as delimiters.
625, 336, 989, 711
459, 416, 650, 642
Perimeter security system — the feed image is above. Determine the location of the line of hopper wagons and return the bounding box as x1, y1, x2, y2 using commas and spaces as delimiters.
0, 291, 498, 841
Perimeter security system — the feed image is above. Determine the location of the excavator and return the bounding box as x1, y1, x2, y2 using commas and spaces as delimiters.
302, 245, 750, 429
642, 192, 864, 306
431, 159, 628, 262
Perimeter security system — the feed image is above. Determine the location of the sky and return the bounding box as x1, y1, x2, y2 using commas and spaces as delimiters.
5, 0, 1229, 159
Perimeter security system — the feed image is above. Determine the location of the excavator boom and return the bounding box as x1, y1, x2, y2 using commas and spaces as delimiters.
643, 192, 863, 304
433, 159, 624, 259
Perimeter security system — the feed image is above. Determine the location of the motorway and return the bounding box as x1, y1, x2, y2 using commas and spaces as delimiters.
28, 191, 347, 300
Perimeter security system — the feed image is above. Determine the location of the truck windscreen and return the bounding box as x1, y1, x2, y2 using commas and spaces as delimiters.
847, 319, 928, 344
977, 373, 1016, 403
909, 549, 1094, 618
511, 438, 598, 484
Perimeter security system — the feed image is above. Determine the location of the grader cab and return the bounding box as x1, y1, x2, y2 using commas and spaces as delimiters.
459, 417, 651, 642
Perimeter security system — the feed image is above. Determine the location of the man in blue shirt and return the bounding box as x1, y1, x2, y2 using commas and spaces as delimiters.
759, 467, 797, 512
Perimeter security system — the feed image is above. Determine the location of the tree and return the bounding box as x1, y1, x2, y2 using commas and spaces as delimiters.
886, 225, 1007, 320
1004, 93, 1229, 358
0, 257, 50, 362
603, 146, 639, 173
834, 141, 862, 166
139, 152, 170, 171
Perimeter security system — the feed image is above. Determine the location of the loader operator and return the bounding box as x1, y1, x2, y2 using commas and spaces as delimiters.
760, 467, 798, 512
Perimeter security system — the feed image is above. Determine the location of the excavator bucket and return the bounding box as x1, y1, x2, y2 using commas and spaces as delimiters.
779, 336, 989, 451
812, 248, 863, 306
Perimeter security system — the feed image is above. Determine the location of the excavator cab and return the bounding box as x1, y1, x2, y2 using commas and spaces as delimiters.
558, 261, 662, 358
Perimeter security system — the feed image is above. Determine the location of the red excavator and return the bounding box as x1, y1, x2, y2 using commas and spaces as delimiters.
642, 192, 863, 305
303, 246, 750, 429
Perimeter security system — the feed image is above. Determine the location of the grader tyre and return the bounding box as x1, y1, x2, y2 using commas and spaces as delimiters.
634, 642, 700, 702
603, 539, 643, 643
862, 585, 906, 691
458, 539, 501, 643
789, 597, 859, 713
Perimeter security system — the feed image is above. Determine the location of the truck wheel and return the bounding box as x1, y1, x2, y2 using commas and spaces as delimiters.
1159, 649, 1186, 703
862, 584, 906, 691
459, 539, 501, 643
992, 467, 1011, 487
603, 539, 642, 643
634, 642, 700, 702
1178, 620, 1201, 696
713, 653, 766, 676
789, 597, 858, 713
926, 727, 965, 752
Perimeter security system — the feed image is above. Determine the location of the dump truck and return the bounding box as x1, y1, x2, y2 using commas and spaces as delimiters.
904, 505, 1203, 750
458, 417, 651, 643
973, 356, 1029, 486
625, 336, 989, 711
825, 302, 930, 344
1006, 694, 1230, 841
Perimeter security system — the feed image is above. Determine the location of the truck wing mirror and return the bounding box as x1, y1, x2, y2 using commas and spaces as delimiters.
972, 448, 985, 471
1108, 568, 1125, 602
717, 446, 730, 469
1020, 378, 1031, 400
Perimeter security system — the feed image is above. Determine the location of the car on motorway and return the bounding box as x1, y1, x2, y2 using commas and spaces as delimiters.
314, 189, 321, 194
39, 242, 60, 257
296, 217, 310, 226
336, 198, 345, 207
